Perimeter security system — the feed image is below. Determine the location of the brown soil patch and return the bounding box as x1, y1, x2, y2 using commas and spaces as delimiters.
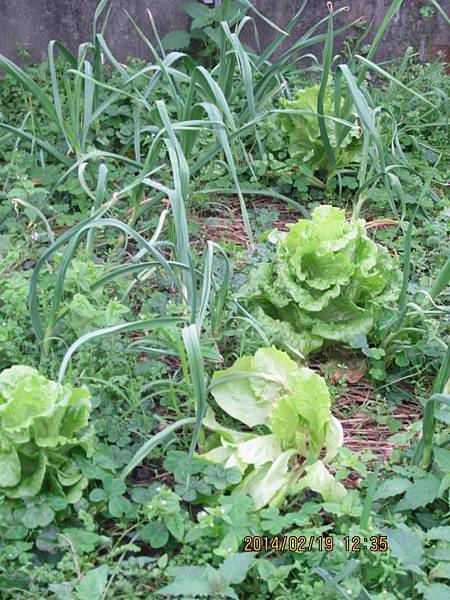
336, 380, 421, 459
193, 196, 300, 249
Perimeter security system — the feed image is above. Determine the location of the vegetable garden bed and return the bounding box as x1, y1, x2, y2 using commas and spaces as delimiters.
0, 0, 449, 598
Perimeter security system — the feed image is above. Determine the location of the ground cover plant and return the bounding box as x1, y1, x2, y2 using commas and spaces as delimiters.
0, 0, 449, 598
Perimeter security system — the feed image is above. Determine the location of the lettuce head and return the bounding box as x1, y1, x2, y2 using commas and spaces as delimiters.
239, 205, 400, 356
267, 83, 362, 175
200, 347, 345, 509
0, 365, 94, 502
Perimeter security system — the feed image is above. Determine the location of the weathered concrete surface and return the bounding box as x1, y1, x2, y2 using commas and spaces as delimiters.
248, 0, 449, 63
0, 0, 190, 63
0, 0, 448, 64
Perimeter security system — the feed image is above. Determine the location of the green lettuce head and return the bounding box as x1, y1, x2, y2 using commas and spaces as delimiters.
200, 347, 345, 509
240, 205, 400, 356
0, 366, 94, 502
267, 83, 362, 175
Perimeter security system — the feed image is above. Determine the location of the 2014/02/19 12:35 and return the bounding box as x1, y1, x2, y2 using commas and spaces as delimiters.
242, 535, 390, 553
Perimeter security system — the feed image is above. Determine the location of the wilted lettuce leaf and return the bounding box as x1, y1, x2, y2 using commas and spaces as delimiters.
201, 347, 345, 509
210, 348, 297, 427
240, 205, 400, 356
294, 461, 347, 503
234, 449, 298, 509
0, 365, 94, 501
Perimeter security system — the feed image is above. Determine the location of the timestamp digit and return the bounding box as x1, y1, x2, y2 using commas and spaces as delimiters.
243, 536, 252, 552
369, 536, 379, 551
288, 536, 297, 552
378, 535, 388, 552
352, 536, 361, 552
324, 536, 334, 552
297, 536, 307, 552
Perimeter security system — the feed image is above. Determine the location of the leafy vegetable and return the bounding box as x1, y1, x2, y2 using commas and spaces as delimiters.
240, 205, 400, 356
0, 366, 94, 501
157, 552, 253, 598
140, 485, 186, 548
185, 495, 258, 557
266, 83, 362, 175
201, 347, 345, 509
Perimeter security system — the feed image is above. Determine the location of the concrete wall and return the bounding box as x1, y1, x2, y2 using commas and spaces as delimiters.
0, 0, 448, 65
